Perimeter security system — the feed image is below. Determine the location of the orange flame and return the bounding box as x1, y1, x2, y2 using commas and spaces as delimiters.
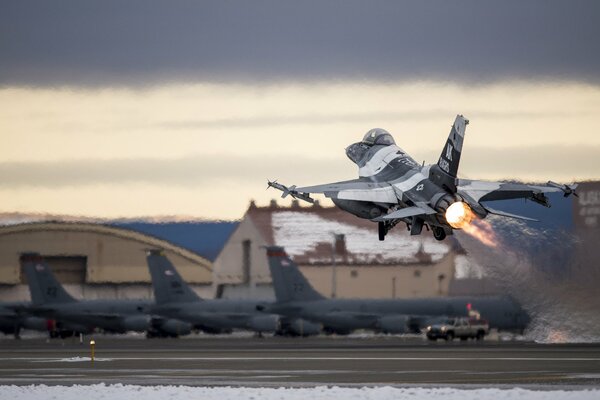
445, 202, 498, 247
461, 218, 498, 248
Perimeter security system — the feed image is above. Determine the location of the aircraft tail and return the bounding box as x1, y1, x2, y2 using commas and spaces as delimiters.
431, 115, 469, 192
20, 253, 77, 305
146, 250, 201, 304
266, 246, 325, 303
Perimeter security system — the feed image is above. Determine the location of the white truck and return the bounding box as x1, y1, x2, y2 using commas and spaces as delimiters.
425, 317, 489, 341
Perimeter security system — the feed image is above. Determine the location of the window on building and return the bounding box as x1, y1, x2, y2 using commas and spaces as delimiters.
350, 270, 358, 278
414, 269, 421, 278
242, 239, 251, 284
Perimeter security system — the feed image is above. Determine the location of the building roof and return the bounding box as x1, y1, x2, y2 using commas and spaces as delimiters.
245, 200, 459, 265
110, 221, 238, 261
0, 221, 212, 270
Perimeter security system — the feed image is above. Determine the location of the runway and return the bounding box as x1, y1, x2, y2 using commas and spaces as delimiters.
1, 336, 599, 388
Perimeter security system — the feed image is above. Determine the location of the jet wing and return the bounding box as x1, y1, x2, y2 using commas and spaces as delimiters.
457, 179, 577, 205
295, 179, 398, 203
373, 203, 437, 221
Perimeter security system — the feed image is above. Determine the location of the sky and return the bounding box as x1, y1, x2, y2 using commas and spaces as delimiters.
1, 1, 599, 220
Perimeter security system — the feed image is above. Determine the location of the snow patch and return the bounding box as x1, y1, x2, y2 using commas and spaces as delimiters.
1, 384, 598, 400
272, 211, 449, 264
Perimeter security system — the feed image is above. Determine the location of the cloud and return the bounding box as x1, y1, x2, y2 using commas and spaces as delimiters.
1, 1, 599, 87
1, 145, 598, 189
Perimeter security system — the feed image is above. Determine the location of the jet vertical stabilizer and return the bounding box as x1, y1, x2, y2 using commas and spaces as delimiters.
429, 114, 469, 192
266, 247, 325, 302
146, 250, 201, 304
21, 253, 77, 305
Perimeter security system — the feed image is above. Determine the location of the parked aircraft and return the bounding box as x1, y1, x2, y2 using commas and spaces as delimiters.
0, 302, 48, 338
20, 253, 185, 337
268, 115, 577, 241
146, 249, 282, 335
258, 246, 530, 334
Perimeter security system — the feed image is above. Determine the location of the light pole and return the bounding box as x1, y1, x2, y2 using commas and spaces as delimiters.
331, 233, 345, 298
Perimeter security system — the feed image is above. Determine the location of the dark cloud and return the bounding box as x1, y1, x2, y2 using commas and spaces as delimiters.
1, 145, 597, 188
1, 1, 599, 87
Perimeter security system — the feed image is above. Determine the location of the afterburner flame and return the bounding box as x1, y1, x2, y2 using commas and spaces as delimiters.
461, 219, 498, 247
445, 202, 475, 229
445, 201, 498, 247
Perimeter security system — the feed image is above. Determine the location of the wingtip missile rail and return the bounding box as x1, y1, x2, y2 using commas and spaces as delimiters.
267, 180, 314, 204
547, 181, 579, 198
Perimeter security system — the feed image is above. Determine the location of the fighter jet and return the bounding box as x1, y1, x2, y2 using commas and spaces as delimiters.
20, 253, 187, 337
146, 249, 282, 335
268, 115, 577, 241
258, 246, 529, 334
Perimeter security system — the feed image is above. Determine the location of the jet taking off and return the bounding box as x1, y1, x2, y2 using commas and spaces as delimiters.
260, 247, 529, 334
269, 115, 577, 241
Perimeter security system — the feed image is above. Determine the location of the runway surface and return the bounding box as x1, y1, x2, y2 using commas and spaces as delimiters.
1, 336, 599, 388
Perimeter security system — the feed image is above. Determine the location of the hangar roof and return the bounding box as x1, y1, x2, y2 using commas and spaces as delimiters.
0, 221, 211, 269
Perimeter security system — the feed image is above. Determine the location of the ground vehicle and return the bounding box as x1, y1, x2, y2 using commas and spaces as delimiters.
426, 317, 489, 341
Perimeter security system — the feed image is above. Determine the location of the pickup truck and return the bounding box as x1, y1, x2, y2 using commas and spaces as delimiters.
425, 317, 489, 341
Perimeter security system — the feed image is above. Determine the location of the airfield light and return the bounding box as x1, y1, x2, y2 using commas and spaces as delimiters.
445, 202, 474, 229
90, 339, 95, 362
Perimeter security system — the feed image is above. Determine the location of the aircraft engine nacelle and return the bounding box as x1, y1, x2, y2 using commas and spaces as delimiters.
332, 198, 386, 220
122, 315, 151, 332
158, 319, 192, 336
246, 315, 280, 333
377, 315, 411, 334
21, 316, 48, 331
285, 318, 321, 336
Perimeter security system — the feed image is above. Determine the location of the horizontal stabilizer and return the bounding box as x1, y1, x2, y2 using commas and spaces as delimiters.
373, 204, 436, 221
483, 205, 538, 222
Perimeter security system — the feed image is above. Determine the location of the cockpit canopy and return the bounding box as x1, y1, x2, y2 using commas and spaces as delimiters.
346, 128, 397, 166
362, 128, 396, 146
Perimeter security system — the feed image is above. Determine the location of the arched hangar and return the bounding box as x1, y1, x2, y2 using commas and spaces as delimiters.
0, 222, 212, 301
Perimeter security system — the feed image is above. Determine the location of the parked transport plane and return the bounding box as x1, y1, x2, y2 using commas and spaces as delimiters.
259, 246, 530, 334
21, 253, 187, 337
146, 249, 282, 335
0, 301, 48, 338
268, 115, 577, 241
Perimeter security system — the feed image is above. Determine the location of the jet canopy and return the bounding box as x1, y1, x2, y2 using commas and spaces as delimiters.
362, 128, 396, 146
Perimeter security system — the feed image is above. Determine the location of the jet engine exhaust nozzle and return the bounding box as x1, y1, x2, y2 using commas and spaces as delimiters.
445, 201, 475, 229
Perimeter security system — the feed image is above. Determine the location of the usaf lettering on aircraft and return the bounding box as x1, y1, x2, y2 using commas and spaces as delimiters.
439, 157, 450, 173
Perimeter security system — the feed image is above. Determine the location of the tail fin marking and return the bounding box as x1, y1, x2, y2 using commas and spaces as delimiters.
266, 246, 325, 303
146, 250, 201, 304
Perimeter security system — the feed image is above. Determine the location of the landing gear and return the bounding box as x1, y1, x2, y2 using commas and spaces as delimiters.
432, 226, 447, 241
378, 221, 386, 241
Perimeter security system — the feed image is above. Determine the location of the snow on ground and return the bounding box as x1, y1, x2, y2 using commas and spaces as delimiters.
2, 384, 598, 400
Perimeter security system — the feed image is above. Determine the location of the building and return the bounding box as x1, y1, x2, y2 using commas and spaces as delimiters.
0, 222, 212, 302
213, 200, 461, 300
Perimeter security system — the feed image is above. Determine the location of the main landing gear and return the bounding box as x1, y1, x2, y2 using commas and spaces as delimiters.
380, 221, 448, 241
432, 226, 447, 241
378, 221, 386, 241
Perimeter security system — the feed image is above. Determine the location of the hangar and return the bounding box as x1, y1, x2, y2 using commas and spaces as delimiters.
0, 222, 213, 302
